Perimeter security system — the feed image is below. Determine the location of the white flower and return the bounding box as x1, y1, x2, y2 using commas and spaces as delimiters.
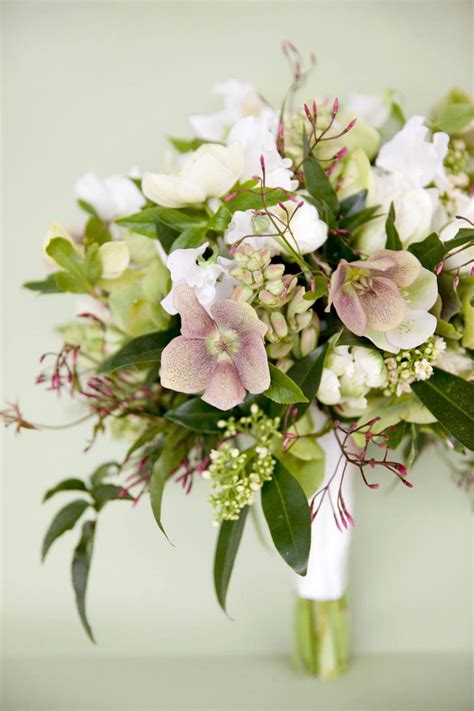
98, 241, 130, 280
438, 192, 474, 274
75, 173, 145, 221
224, 200, 327, 256
161, 242, 236, 314
413, 359, 433, 380
356, 170, 436, 253
190, 80, 277, 141
227, 116, 297, 191
142, 144, 243, 208
345, 93, 390, 129
365, 268, 439, 353
376, 116, 449, 190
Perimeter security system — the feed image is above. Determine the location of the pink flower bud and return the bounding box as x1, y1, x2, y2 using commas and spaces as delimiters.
304, 103, 312, 121
332, 97, 339, 116
435, 261, 444, 275
259, 154, 265, 170
453, 273, 460, 289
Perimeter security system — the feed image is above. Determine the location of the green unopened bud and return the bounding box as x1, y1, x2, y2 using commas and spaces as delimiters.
263, 264, 285, 281
270, 312, 288, 339
241, 269, 253, 286
295, 311, 313, 331
299, 325, 318, 357
259, 289, 279, 307
266, 279, 285, 296
267, 340, 294, 359
229, 265, 243, 279
253, 269, 264, 286
232, 285, 254, 302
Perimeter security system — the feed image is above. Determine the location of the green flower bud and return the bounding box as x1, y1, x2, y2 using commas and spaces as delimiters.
270, 312, 289, 339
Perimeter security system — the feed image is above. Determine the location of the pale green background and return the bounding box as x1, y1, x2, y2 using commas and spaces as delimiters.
1, 1, 473, 709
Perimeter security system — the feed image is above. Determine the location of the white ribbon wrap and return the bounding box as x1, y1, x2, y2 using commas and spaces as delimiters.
295, 430, 355, 601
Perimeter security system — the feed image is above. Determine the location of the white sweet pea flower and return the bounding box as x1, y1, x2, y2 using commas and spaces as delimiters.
224, 199, 327, 256
345, 93, 390, 129
190, 80, 277, 141
365, 267, 439, 353
75, 173, 145, 221
98, 241, 130, 280
376, 115, 449, 190
142, 144, 243, 209
438, 193, 474, 274
227, 116, 297, 191
317, 346, 387, 412
356, 170, 436, 254
161, 242, 236, 315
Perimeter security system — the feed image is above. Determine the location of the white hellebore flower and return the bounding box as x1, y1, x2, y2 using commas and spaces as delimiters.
98, 241, 130, 280
190, 80, 276, 141
317, 346, 387, 412
75, 173, 145, 221
224, 200, 327, 256
142, 144, 243, 209
345, 93, 390, 130
376, 115, 449, 190
161, 242, 236, 315
227, 116, 298, 191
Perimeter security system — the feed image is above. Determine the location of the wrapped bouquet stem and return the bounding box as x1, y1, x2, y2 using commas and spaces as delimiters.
293, 431, 354, 679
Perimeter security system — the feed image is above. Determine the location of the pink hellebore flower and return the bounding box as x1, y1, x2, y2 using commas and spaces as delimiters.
160, 285, 270, 410
329, 249, 438, 352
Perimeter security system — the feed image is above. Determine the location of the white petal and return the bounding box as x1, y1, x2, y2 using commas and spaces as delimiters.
317, 369, 341, 405
142, 173, 206, 208
402, 268, 438, 311
103, 176, 145, 218
75, 172, 115, 221
385, 309, 437, 350
98, 241, 130, 280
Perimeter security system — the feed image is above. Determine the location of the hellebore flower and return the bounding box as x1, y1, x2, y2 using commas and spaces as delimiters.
75, 172, 145, 221
160, 285, 270, 410
98, 241, 130, 280
329, 249, 438, 353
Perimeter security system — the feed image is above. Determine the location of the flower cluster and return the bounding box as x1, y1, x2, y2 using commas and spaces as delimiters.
383, 337, 446, 396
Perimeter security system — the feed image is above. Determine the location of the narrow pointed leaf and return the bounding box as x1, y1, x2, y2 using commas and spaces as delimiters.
91, 484, 133, 511
411, 368, 474, 449
43, 478, 88, 502
98, 330, 177, 373
150, 457, 170, 540
261, 462, 311, 575
214, 507, 249, 613
42, 499, 90, 561
285, 341, 329, 416
165, 397, 223, 433
303, 156, 339, 215
263, 364, 308, 404
24, 274, 65, 294
385, 203, 402, 250
71, 520, 96, 643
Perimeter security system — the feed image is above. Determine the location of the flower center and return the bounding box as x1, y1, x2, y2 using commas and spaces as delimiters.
207, 328, 240, 359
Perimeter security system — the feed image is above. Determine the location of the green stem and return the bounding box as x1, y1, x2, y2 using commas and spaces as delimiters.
293, 596, 350, 679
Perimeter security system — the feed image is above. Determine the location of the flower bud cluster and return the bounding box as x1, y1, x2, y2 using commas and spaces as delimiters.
230, 245, 318, 367
383, 336, 446, 397
444, 138, 469, 188
202, 404, 280, 525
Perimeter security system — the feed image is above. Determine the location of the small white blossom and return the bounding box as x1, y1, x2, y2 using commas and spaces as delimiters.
75, 172, 145, 221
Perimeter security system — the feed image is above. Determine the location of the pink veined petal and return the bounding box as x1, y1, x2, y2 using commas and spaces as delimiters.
232, 332, 270, 394
173, 285, 215, 339
369, 249, 421, 287
211, 299, 267, 338
202, 357, 246, 411
358, 277, 407, 332
328, 261, 349, 308
331, 284, 367, 337
160, 337, 214, 393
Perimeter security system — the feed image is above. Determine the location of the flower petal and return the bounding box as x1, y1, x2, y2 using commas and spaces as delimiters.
369, 249, 421, 287
142, 173, 206, 208
331, 284, 367, 336
402, 267, 438, 311
202, 357, 246, 410
358, 277, 406, 332
173, 285, 215, 339
385, 309, 437, 350
160, 337, 214, 393
211, 299, 267, 338
232, 332, 270, 393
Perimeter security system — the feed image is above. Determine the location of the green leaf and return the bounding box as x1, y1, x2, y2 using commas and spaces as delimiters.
150, 457, 169, 540
165, 397, 223, 433
84, 243, 103, 284
78, 199, 98, 217
46, 238, 86, 286
89, 461, 121, 486
54, 271, 87, 294
381, 421, 406, 449
285, 342, 329, 416
408, 232, 445, 270
385, 203, 403, 250
275, 450, 323, 498
43, 479, 88, 502
303, 275, 328, 301
71, 520, 96, 643
263, 364, 308, 405
24, 274, 65, 294
98, 330, 176, 373
91, 484, 133, 511
335, 328, 373, 348
118, 206, 206, 234
433, 103, 474, 134
208, 205, 232, 232
223, 186, 288, 213
339, 189, 368, 216
170, 225, 207, 251
84, 216, 111, 245
213, 507, 248, 613
303, 156, 339, 216
435, 319, 462, 340
443, 227, 474, 252
125, 425, 163, 460
438, 273, 462, 321
168, 136, 205, 153
411, 368, 474, 449
339, 205, 380, 233
261, 461, 311, 575
42, 499, 90, 561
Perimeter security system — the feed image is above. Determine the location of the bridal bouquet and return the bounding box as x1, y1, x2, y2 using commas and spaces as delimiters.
4, 44, 473, 677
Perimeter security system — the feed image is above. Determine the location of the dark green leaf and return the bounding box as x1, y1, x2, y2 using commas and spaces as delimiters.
285, 342, 329, 416
125, 425, 163, 460
340, 205, 380, 233
261, 461, 311, 575
91, 484, 133, 510
43, 479, 88, 502
339, 190, 368, 216
322, 232, 357, 263
438, 274, 462, 321
385, 203, 403, 250
84, 216, 111, 245
24, 274, 65, 294
89, 461, 121, 486
42, 499, 90, 561
382, 421, 406, 449
303, 156, 339, 216
335, 328, 373, 348
98, 330, 176, 373
165, 397, 223, 433
71, 520, 96, 643
412, 368, 474, 449
213, 507, 248, 613
170, 225, 207, 251
117, 206, 206, 233
408, 232, 445, 270
443, 227, 474, 252
263, 364, 308, 405
150, 457, 170, 540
